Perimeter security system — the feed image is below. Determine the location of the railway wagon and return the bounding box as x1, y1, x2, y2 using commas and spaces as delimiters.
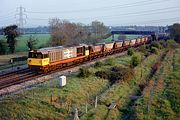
136, 38, 141, 45
123, 40, 130, 47
104, 42, 114, 51
129, 39, 136, 46
89, 44, 104, 54
113, 40, 123, 53
140, 37, 145, 44
144, 36, 150, 44
114, 40, 123, 48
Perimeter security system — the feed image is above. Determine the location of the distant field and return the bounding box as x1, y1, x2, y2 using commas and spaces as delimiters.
0, 34, 50, 51
0, 33, 142, 52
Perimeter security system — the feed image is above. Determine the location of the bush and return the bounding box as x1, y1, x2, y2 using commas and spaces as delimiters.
127, 48, 135, 56
112, 67, 134, 82
94, 61, 103, 68
159, 41, 167, 48
79, 67, 92, 77
95, 71, 110, 79
137, 45, 151, 57
150, 47, 159, 54
167, 40, 178, 49
0, 40, 8, 54
95, 66, 134, 85
130, 54, 141, 68
150, 41, 162, 49
105, 58, 115, 66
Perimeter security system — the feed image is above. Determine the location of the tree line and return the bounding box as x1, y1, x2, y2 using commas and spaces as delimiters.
0, 22, 179, 55
48, 19, 109, 46
0, 19, 110, 54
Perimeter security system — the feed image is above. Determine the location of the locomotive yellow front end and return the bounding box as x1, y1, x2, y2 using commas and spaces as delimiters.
27, 50, 49, 70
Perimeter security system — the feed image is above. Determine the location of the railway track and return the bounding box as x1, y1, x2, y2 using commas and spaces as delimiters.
0, 69, 35, 89
0, 50, 127, 91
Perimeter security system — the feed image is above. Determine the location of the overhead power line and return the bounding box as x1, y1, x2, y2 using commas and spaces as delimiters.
26, 0, 172, 14
111, 17, 180, 25
27, 6, 180, 21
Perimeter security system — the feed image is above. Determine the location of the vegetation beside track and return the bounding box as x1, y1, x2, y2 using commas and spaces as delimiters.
135, 48, 180, 120
0, 40, 179, 120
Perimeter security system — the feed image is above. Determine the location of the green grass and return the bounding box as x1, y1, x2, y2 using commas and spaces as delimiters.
0, 51, 132, 119
0, 41, 177, 119
0, 34, 50, 51
0, 34, 141, 52
135, 49, 180, 120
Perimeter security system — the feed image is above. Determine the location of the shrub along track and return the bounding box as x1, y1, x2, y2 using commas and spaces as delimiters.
134, 49, 176, 120
80, 49, 166, 119
119, 50, 170, 120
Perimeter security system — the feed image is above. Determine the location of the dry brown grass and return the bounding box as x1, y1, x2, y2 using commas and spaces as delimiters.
0, 52, 27, 65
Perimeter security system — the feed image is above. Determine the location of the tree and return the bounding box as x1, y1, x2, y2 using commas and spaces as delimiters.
49, 18, 87, 46
91, 20, 109, 39
49, 18, 68, 46
169, 23, 180, 43
26, 35, 38, 50
49, 19, 110, 46
0, 39, 8, 54
3, 25, 19, 53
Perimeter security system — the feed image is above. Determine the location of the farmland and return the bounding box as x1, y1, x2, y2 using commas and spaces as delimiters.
0, 40, 178, 119
0, 34, 140, 52
0, 34, 50, 51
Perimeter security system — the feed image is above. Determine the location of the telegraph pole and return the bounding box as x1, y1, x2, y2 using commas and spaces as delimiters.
15, 6, 27, 34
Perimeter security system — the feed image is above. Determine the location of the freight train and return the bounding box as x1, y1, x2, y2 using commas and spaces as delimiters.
27, 35, 153, 73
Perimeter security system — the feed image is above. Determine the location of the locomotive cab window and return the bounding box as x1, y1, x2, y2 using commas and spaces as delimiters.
28, 52, 43, 58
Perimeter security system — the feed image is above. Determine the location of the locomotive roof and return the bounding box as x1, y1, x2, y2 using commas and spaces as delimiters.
34, 44, 88, 54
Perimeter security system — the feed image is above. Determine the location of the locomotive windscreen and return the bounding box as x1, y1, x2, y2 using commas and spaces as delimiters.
28, 52, 43, 58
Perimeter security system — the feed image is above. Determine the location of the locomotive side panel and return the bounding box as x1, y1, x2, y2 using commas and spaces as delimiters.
62, 47, 77, 60
48, 49, 62, 63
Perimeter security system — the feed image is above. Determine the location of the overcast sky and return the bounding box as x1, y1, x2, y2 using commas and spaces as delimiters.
0, 0, 180, 27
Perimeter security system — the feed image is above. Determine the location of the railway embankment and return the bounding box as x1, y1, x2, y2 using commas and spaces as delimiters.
0, 40, 179, 120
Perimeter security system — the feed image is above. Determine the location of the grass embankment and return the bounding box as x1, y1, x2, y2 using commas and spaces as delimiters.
0, 53, 131, 119
135, 49, 180, 120
81, 50, 165, 119
0, 41, 178, 119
